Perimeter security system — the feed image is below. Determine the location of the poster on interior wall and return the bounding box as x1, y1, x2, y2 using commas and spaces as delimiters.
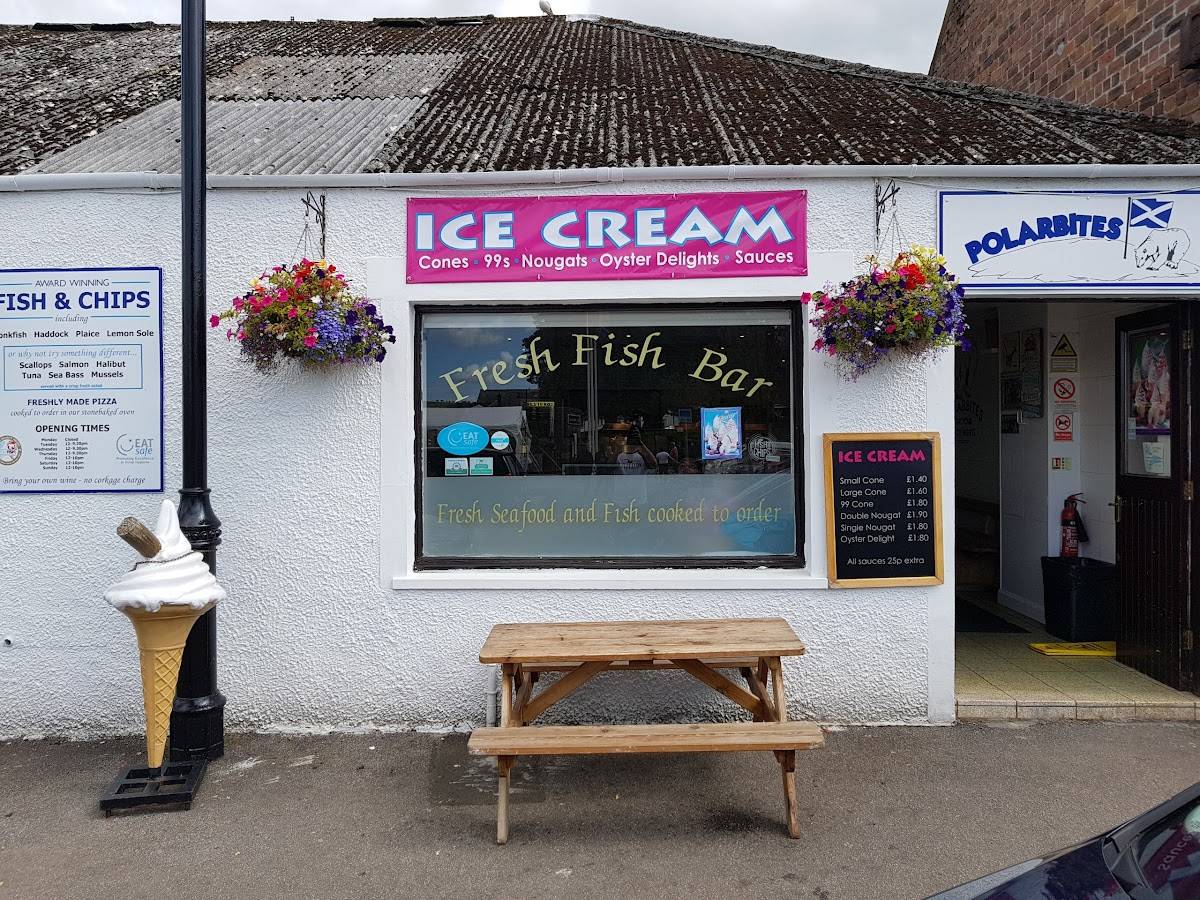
0, 267, 163, 494
1020, 328, 1044, 419
938, 190, 1200, 291
1000, 331, 1020, 374
406, 191, 807, 283
1125, 329, 1171, 435
1000, 376, 1022, 411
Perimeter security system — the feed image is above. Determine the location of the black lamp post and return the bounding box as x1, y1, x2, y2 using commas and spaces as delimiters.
171, 0, 225, 763
99, 1, 221, 811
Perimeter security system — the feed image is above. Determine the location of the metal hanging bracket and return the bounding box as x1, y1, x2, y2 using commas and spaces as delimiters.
874, 179, 900, 243
302, 191, 327, 259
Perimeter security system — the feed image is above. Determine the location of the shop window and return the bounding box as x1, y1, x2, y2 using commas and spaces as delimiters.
415, 304, 802, 568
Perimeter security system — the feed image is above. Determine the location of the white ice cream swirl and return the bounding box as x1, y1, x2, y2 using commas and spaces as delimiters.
104, 500, 227, 611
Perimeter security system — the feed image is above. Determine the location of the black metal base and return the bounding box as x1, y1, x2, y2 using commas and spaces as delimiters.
170, 685, 226, 761
100, 759, 207, 816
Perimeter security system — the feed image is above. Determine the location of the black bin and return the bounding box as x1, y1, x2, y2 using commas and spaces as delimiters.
1040, 557, 1117, 642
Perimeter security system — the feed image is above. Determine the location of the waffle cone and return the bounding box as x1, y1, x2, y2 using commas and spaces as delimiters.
121, 603, 214, 769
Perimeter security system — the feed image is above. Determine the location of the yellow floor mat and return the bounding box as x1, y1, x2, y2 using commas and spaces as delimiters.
1029, 641, 1116, 657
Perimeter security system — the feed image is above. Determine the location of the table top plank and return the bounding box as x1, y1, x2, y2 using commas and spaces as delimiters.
479, 617, 806, 664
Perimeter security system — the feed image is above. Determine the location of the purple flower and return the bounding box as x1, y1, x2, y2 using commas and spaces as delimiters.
314, 309, 353, 352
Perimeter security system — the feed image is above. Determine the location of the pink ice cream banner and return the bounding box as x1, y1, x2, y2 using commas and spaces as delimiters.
406, 190, 807, 284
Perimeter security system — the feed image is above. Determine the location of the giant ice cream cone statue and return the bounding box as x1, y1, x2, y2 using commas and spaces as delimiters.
106, 500, 226, 772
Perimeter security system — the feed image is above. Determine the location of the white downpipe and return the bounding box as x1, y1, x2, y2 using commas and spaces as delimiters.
485, 666, 500, 727
4, 164, 1200, 192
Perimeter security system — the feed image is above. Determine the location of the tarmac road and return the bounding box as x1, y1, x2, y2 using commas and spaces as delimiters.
1, 722, 1198, 900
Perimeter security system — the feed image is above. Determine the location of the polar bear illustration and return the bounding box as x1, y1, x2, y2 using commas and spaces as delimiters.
1134, 228, 1191, 270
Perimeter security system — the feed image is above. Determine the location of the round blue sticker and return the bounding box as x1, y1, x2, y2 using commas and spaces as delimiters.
490, 431, 511, 451
437, 422, 489, 456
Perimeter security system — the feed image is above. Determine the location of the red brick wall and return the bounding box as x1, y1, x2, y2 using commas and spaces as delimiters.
930, 0, 1200, 122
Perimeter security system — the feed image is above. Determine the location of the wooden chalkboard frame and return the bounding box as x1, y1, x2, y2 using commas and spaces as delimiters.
823, 432, 944, 588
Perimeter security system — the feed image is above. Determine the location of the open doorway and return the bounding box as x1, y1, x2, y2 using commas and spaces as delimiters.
953, 298, 1198, 719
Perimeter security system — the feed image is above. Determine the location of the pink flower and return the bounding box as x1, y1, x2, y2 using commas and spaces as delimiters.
236, 330, 245, 342
288, 306, 299, 319
303, 335, 317, 348
884, 323, 897, 334
232, 298, 245, 311
800, 292, 812, 305
226, 328, 233, 341
814, 337, 824, 351
209, 314, 220, 328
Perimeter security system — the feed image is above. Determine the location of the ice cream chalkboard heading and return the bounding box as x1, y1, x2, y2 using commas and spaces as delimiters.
105, 500, 225, 774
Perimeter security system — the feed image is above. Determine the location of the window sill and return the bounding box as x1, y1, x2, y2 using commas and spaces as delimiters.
391, 569, 829, 591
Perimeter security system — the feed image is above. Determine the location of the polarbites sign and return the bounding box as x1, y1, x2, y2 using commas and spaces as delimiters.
406, 191, 807, 283
939, 190, 1200, 291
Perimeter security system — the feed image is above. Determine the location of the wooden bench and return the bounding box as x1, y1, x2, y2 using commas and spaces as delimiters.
469, 721, 823, 843
471, 619, 822, 843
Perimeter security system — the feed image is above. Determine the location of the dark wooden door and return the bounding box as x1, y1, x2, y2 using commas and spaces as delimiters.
1114, 305, 1191, 690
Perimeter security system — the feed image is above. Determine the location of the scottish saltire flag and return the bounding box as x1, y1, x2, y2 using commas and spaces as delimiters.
1129, 197, 1174, 228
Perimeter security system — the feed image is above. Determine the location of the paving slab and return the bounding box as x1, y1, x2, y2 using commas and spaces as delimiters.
1, 723, 1199, 900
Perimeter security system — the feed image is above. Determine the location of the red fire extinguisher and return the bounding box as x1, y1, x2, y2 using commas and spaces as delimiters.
1060, 493, 1089, 557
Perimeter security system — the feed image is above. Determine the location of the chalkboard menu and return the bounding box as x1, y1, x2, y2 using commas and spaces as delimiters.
823, 432, 943, 588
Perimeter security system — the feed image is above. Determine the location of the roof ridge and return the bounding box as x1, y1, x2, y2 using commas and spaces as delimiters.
590, 16, 1200, 139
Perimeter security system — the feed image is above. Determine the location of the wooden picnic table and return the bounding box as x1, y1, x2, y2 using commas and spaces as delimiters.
468, 617, 823, 843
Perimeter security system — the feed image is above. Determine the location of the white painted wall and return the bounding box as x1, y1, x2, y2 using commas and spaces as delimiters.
997, 303, 1050, 621
1076, 305, 1121, 564
1046, 301, 1160, 565
1046, 305, 1085, 561
955, 306, 1000, 506
995, 298, 1169, 622
0, 173, 1189, 737
1071, 301, 1165, 564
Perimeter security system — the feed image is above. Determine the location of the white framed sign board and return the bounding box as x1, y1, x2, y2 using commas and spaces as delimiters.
939, 189, 1200, 293
0, 267, 164, 493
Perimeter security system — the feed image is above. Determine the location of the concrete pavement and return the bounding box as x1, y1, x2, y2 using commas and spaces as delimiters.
2, 722, 1198, 900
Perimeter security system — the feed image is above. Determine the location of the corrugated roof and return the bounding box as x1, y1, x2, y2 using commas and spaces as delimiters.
31, 97, 424, 175
2, 15, 1199, 176
208, 52, 462, 100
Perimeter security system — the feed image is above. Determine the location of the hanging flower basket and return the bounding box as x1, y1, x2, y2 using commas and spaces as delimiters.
802, 246, 969, 381
211, 259, 395, 371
